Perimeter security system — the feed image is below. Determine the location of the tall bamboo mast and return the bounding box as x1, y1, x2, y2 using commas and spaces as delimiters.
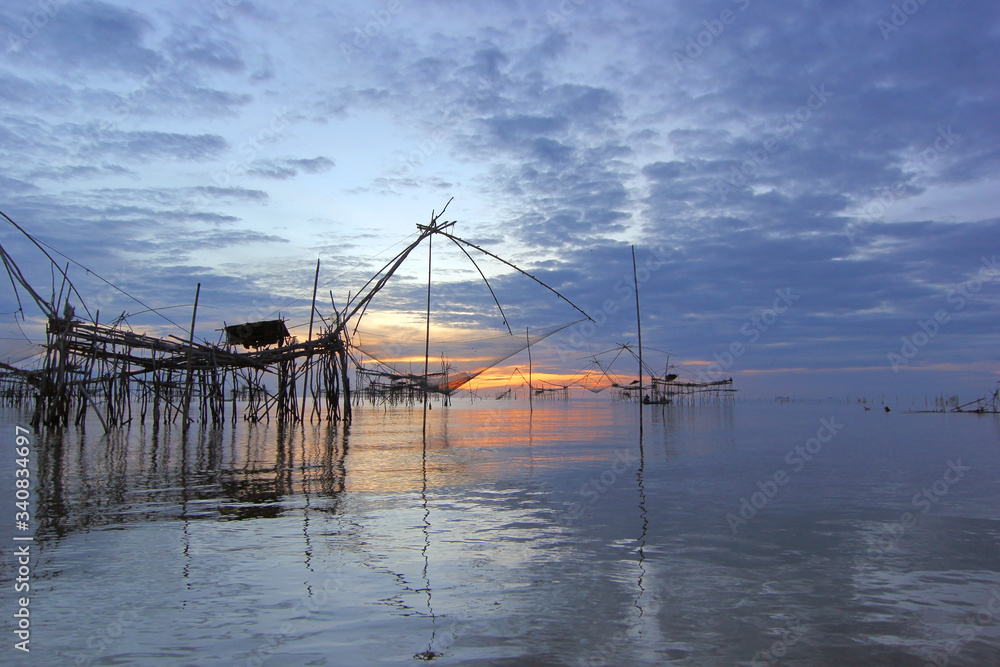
526, 327, 533, 415
182, 282, 201, 427
632, 246, 643, 403
301, 258, 320, 423
423, 220, 434, 423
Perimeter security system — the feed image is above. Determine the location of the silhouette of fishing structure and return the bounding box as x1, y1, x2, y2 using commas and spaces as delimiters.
918, 383, 1000, 414
565, 246, 737, 405
949, 382, 1000, 413
346, 198, 590, 408
0, 203, 355, 430
577, 345, 737, 405
0, 203, 591, 430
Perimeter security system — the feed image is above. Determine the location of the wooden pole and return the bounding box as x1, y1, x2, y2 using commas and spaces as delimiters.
526, 327, 533, 415
422, 231, 433, 424
182, 283, 201, 427
632, 246, 643, 404
300, 258, 320, 423
333, 291, 352, 422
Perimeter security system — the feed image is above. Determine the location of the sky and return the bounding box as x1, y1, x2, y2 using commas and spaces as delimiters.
0, 0, 997, 402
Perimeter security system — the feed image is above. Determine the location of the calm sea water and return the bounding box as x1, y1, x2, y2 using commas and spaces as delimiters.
2, 399, 1000, 666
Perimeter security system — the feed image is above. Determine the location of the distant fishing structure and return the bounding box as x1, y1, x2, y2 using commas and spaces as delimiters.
0, 202, 592, 430
913, 382, 1000, 414
565, 246, 737, 406
575, 344, 736, 406
951, 382, 1000, 413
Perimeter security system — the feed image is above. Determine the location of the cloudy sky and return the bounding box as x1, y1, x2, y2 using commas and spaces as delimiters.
0, 0, 997, 401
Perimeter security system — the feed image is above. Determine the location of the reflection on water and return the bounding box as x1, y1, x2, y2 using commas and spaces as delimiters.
634, 412, 648, 634
2, 400, 1000, 665
32, 419, 351, 536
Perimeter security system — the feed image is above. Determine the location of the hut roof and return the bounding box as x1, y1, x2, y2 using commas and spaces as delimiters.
224, 319, 290, 349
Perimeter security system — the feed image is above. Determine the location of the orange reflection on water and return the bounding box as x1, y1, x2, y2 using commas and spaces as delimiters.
28, 398, 643, 533
341, 400, 637, 493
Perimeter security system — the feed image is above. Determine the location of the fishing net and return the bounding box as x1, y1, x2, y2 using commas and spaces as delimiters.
351, 321, 580, 395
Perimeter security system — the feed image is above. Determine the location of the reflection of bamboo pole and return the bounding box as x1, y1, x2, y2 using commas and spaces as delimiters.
301, 259, 320, 423
182, 283, 201, 427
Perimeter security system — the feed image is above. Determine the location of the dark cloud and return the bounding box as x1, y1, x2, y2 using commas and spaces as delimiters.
0, 174, 39, 194
170, 33, 245, 73
95, 130, 228, 161
247, 156, 335, 179
288, 156, 335, 173
5, 1, 163, 74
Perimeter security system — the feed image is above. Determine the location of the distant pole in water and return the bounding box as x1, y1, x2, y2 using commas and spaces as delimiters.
631, 246, 643, 406
526, 327, 533, 415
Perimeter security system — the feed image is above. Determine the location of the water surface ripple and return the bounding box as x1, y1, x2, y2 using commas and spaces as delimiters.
2, 400, 999, 665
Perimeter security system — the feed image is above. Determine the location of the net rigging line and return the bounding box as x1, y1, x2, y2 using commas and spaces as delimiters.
262, 230, 422, 323
340, 212, 593, 346
0, 209, 188, 333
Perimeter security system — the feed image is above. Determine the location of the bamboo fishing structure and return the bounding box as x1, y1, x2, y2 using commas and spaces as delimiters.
608, 373, 737, 405
0, 203, 593, 431
17, 306, 353, 430
950, 382, 1000, 414
0, 210, 355, 430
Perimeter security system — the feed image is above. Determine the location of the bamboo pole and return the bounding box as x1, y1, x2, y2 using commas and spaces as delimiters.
301, 258, 320, 423
338, 341, 352, 423
526, 327, 533, 415
78, 383, 110, 433
182, 283, 201, 427
422, 230, 433, 425
632, 246, 644, 409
